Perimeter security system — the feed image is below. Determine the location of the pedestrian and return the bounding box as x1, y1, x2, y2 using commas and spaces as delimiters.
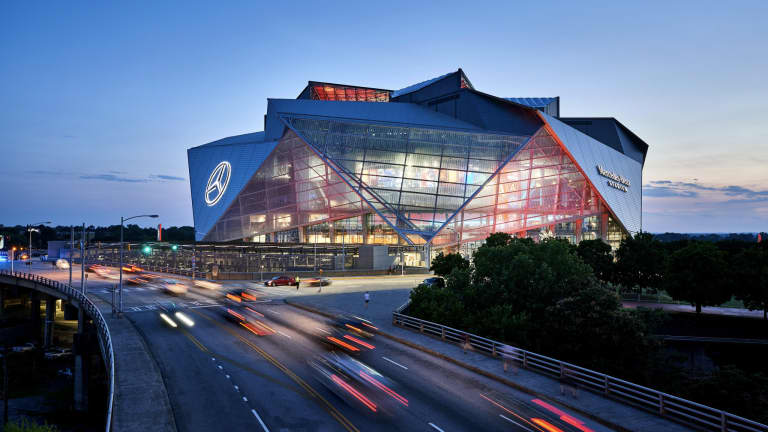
462, 334, 471, 354
364, 291, 370, 309
295, 275, 301, 290
501, 344, 518, 375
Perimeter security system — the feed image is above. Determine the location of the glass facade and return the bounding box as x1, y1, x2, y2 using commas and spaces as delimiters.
431, 127, 612, 250
205, 123, 627, 252
310, 83, 391, 102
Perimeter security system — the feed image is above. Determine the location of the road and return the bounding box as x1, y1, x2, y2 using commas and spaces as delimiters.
16, 262, 615, 432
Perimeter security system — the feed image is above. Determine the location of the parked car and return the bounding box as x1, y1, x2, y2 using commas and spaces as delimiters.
12, 342, 36, 353
56, 259, 70, 269
44, 347, 73, 360
264, 275, 296, 287
421, 277, 445, 288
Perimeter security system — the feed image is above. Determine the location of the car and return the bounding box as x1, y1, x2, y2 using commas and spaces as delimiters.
159, 278, 188, 295
421, 277, 445, 288
265, 275, 295, 287
306, 277, 332, 287
309, 352, 408, 415
333, 314, 377, 338
55, 259, 70, 270
44, 347, 72, 360
12, 342, 36, 353
157, 302, 195, 328
121, 264, 144, 273
194, 280, 222, 290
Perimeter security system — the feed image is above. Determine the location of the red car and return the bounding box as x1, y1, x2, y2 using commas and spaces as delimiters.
265, 275, 295, 287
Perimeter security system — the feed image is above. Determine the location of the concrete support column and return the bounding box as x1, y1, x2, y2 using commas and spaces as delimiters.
29, 292, 41, 341
43, 296, 55, 348
74, 309, 89, 412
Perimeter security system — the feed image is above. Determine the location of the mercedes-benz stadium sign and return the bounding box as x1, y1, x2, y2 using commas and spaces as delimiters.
205, 161, 232, 206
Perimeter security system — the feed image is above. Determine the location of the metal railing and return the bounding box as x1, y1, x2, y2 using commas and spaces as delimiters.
392, 308, 768, 432
0, 270, 114, 432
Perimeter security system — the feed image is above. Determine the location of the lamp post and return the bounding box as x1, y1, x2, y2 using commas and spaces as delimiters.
27, 221, 51, 268
119, 214, 158, 316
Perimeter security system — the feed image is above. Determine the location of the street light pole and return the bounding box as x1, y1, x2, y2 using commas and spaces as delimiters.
119, 214, 158, 316
26, 221, 51, 269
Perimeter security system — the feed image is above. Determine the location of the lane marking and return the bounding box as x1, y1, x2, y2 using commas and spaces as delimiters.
217, 365, 223, 370
234, 385, 239, 391
268, 309, 281, 315
277, 331, 292, 339
226, 374, 230, 379
315, 327, 330, 334
428, 423, 445, 432
191, 308, 359, 432
251, 409, 270, 432
500, 414, 533, 431
382, 356, 408, 370
242, 396, 248, 402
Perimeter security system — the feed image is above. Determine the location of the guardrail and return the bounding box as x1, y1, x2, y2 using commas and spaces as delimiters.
0, 270, 114, 432
393, 308, 768, 432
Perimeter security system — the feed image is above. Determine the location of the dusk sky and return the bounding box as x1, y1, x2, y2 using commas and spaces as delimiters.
2, 1, 766, 233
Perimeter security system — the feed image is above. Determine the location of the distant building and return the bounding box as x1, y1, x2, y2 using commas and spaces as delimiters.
187, 69, 646, 256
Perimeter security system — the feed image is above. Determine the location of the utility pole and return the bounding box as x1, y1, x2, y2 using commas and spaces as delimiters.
69, 226, 74, 287
80, 223, 85, 293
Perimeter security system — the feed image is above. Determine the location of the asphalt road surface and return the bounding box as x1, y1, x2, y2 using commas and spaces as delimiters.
20, 263, 615, 432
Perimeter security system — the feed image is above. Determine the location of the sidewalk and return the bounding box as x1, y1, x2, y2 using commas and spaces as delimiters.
288, 288, 693, 432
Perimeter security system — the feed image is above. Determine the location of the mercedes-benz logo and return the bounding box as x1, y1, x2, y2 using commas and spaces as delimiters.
204, 161, 232, 206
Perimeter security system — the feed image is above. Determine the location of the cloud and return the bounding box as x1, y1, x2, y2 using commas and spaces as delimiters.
644, 185, 698, 198
80, 174, 148, 183
644, 180, 768, 199
150, 174, 186, 181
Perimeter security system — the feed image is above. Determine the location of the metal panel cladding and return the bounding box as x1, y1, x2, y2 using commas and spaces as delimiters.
541, 113, 643, 234
187, 139, 277, 241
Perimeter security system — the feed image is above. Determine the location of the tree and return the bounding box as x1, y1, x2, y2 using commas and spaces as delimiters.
484, 232, 513, 248
665, 242, 732, 313
615, 232, 666, 289
576, 239, 614, 281
429, 252, 469, 277
734, 247, 768, 319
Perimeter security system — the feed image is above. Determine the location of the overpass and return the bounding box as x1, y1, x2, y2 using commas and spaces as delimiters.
0, 270, 113, 430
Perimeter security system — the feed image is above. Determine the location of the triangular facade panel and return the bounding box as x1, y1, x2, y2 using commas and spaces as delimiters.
282, 116, 530, 242
540, 113, 642, 234
431, 126, 613, 248
188, 139, 277, 241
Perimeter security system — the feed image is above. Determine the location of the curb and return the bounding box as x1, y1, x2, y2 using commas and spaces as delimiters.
285, 299, 634, 432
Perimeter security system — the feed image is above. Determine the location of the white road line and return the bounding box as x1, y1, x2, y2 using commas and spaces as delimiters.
499, 414, 532, 431
211, 357, 216, 361
268, 309, 281, 315
251, 409, 270, 432
315, 327, 330, 334
277, 331, 292, 339
428, 422, 445, 432
134, 287, 145, 291
234, 385, 239, 391
242, 396, 248, 402
382, 356, 408, 370
226, 374, 230, 379
217, 365, 223, 370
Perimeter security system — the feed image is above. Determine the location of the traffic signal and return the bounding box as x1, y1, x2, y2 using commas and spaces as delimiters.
143, 245, 151, 254
171, 244, 178, 251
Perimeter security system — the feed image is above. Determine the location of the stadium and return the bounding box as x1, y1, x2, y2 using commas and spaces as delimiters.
188, 69, 646, 267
